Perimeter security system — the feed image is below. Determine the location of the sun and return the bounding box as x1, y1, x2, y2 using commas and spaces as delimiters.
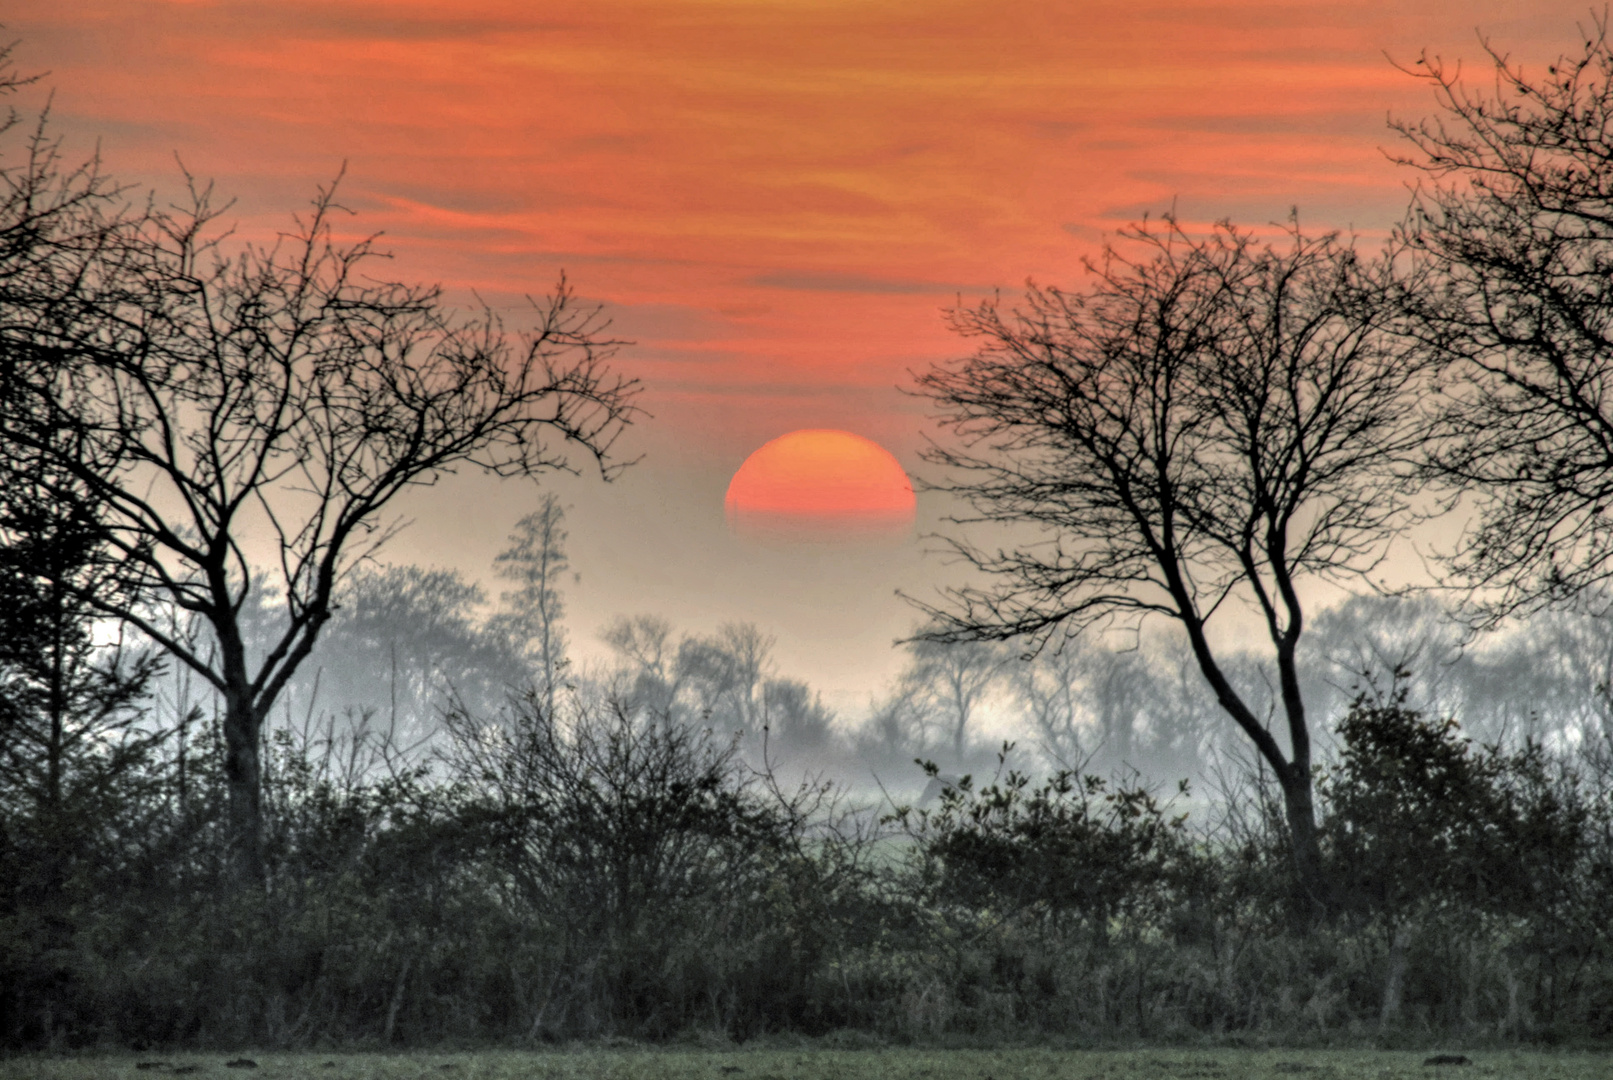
725, 429, 916, 542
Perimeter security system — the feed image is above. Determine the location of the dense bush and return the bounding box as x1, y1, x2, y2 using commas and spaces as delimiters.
895, 752, 1196, 941
5, 641, 1613, 1049
1317, 678, 1607, 1033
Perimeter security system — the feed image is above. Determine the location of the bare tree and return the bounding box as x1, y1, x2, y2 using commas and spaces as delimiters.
1010, 630, 1242, 782
679, 622, 772, 736
599, 614, 679, 716
1010, 642, 1097, 770
1457, 599, 1613, 748
904, 637, 1009, 767
850, 637, 1007, 776
853, 679, 936, 774
3, 170, 640, 883
911, 216, 1429, 911
492, 494, 575, 717
1393, 15, 1613, 620
601, 617, 778, 737
274, 563, 530, 741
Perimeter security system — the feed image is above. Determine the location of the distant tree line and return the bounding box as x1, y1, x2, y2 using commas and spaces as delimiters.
6, 14, 1613, 1051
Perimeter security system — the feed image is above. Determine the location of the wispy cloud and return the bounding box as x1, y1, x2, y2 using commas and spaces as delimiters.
747, 272, 976, 295
3, 0, 1578, 452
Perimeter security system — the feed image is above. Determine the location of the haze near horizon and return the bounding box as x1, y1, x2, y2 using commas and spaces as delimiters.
1, 0, 1577, 707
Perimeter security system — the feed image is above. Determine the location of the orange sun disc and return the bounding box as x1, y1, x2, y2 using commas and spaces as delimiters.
725, 429, 916, 542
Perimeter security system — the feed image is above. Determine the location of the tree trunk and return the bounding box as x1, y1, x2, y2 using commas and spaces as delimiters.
221, 687, 265, 886
1276, 760, 1327, 919
384, 954, 413, 1043
1380, 921, 1414, 1030
1274, 631, 1328, 919
1179, 616, 1329, 919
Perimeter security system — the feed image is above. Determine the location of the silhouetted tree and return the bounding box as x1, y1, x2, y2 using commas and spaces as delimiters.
905, 638, 1009, 767
0, 425, 163, 1045
1322, 676, 1588, 1027
853, 679, 938, 775
680, 622, 771, 737
0, 45, 167, 996
913, 217, 1430, 912
1009, 644, 1098, 770
491, 494, 574, 717
600, 614, 680, 719
759, 676, 837, 754
1462, 601, 1613, 748
268, 563, 529, 741
1297, 594, 1466, 731
0, 476, 161, 843
849, 637, 1008, 779
1009, 633, 1224, 780
2, 157, 640, 882
1394, 15, 1613, 620
601, 617, 775, 740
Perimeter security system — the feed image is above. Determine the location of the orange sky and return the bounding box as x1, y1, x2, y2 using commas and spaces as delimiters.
9, 0, 1569, 461
2, 0, 1577, 702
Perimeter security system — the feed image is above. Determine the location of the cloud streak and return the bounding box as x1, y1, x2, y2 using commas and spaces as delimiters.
4, 0, 1577, 458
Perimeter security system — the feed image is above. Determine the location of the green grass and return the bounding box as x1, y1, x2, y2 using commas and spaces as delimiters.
2, 1048, 1609, 1080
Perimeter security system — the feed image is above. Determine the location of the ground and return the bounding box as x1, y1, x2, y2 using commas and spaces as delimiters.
1, 1048, 1609, 1080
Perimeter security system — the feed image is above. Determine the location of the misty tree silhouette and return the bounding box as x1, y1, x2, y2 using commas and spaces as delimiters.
491, 493, 575, 720
910, 216, 1433, 916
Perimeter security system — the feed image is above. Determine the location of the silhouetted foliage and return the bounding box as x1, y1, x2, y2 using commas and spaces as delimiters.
0, 108, 166, 1032
1324, 677, 1586, 923
438, 688, 877, 1038
897, 750, 1193, 940
0, 479, 164, 1047
1319, 673, 1594, 1029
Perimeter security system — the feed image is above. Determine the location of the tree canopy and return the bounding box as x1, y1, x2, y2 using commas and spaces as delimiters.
913, 217, 1431, 910
1, 138, 640, 880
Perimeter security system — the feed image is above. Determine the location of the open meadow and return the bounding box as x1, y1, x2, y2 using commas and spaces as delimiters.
1, 1049, 1610, 1080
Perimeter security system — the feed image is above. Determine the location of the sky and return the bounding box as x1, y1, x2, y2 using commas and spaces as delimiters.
3, 0, 1579, 715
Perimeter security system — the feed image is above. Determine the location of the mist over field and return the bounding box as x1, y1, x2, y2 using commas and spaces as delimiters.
214, 534, 1613, 803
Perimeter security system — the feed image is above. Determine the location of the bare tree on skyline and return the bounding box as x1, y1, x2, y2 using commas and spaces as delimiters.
1395, 14, 1613, 622
911, 216, 1432, 913
493, 494, 576, 720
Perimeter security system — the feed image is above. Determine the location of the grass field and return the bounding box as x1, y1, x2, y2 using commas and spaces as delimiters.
1, 1048, 1608, 1080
